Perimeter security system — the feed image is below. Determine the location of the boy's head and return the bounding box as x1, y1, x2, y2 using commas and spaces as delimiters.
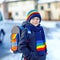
26, 10, 41, 22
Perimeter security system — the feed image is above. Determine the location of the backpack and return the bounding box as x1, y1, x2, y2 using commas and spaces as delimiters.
10, 25, 24, 53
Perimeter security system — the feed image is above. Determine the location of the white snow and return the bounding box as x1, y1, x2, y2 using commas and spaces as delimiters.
0, 20, 60, 60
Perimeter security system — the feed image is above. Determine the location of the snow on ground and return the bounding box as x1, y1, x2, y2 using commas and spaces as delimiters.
0, 20, 60, 60
46, 39, 60, 60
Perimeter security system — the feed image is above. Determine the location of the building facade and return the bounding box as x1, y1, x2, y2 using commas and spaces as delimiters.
0, 0, 35, 20
0, 0, 60, 21
38, 1, 60, 21
8, 1, 35, 20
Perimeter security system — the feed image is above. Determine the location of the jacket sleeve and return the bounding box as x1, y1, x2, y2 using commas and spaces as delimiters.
41, 27, 47, 53
18, 28, 30, 57
41, 27, 45, 41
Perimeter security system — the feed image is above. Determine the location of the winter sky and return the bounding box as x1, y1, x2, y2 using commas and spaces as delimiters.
38, 0, 60, 3
0, 0, 60, 3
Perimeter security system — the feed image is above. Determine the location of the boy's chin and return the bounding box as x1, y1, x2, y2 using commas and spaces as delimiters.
33, 24, 39, 26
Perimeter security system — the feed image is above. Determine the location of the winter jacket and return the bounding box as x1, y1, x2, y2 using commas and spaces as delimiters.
18, 22, 47, 60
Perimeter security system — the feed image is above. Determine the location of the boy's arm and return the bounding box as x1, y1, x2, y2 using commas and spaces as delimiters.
18, 28, 30, 57
41, 27, 47, 53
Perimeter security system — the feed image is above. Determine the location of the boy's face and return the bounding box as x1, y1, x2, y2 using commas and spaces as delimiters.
30, 17, 40, 26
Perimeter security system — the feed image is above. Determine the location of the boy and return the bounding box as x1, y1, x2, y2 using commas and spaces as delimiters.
18, 10, 47, 60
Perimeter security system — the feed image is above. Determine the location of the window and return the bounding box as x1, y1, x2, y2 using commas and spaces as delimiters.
15, 12, 19, 16
48, 3, 50, 8
40, 6, 44, 10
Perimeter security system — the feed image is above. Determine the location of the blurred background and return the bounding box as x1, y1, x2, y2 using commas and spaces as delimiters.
0, 0, 60, 60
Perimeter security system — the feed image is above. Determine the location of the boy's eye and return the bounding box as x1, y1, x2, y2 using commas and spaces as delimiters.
36, 19, 39, 20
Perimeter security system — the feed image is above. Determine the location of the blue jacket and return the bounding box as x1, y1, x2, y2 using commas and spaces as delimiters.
18, 22, 47, 60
